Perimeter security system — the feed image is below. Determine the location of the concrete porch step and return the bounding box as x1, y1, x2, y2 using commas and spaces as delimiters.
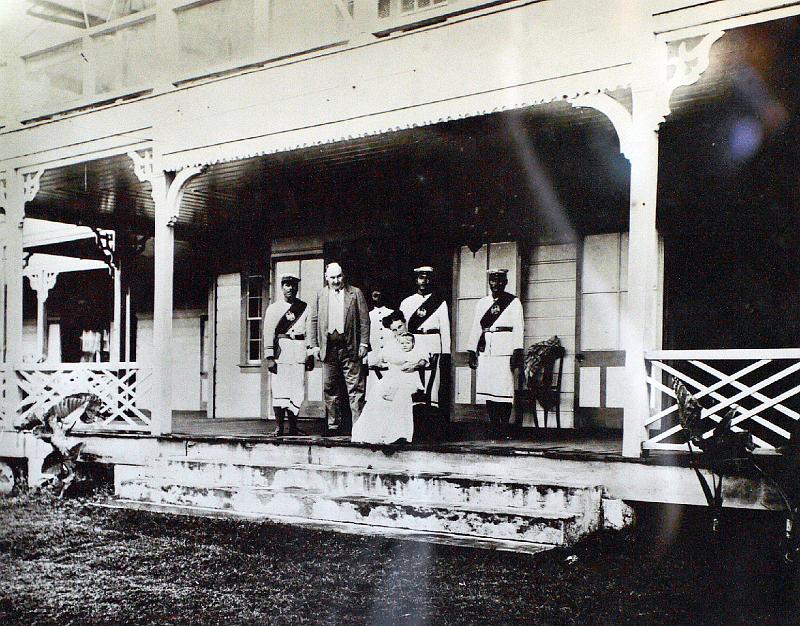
102, 500, 555, 556
146, 458, 602, 514
115, 478, 591, 545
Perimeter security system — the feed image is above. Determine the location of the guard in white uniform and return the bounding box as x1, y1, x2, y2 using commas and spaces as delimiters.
365, 288, 395, 391
400, 266, 451, 410
467, 268, 524, 436
263, 273, 311, 436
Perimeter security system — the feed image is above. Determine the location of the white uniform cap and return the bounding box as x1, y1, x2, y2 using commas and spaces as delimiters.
280, 272, 300, 283
487, 268, 509, 277
414, 266, 434, 273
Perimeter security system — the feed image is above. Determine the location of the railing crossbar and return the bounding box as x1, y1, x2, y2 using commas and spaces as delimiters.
646, 349, 800, 360
646, 360, 765, 444
699, 360, 800, 424
691, 360, 797, 427
645, 351, 800, 450
645, 359, 768, 427
11, 364, 153, 432
703, 382, 800, 440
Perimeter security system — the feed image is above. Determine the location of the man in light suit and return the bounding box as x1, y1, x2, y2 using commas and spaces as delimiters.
306, 262, 370, 434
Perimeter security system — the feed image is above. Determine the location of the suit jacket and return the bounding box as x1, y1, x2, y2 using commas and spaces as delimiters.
306, 284, 370, 361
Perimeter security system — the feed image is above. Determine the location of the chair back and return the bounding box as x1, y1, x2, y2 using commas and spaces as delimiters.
524, 337, 565, 411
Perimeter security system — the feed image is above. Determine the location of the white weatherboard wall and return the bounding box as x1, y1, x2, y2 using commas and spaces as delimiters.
136, 311, 204, 412
213, 273, 261, 418
521, 243, 577, 428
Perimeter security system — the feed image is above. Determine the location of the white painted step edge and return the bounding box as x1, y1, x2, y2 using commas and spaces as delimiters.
118, 479, 585, 521
151, 459, 603, 491
100, 500, 556, 556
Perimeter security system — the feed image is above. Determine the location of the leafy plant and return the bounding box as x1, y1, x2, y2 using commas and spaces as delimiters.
14, 394, 108, 497
672, 378, 800, 564
673, 378, 757, 533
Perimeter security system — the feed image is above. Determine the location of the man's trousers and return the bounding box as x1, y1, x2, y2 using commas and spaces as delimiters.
323, 343, 365, 429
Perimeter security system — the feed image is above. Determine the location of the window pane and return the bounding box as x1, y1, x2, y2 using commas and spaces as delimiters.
249, 340, 261, 361
23, 41, 83, 111
177, 0, 255, 74
92, 18, 156, 95
108, 0, 156, 20
384, 0, 448, 18
247, 275, 263, 295
299, 258, 324, 304
248, 295, 262, 319
249, 319, 262, 341
268, 0, 350, 57
580, 292, 620, 351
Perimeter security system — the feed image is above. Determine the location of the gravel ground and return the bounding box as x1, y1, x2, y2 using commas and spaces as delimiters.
0, 491, 796, 625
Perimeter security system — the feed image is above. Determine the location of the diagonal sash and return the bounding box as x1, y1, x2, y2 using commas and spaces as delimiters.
275, 300, 307, 336
273, 299, 307, 358
407, 293, 444, 333
477, 292, 515, 352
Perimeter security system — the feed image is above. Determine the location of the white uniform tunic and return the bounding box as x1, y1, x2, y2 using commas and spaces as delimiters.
365, 306, 395, 389
467, 293, 524, 404
400, 293, 451, 407
263, 299, 309, 413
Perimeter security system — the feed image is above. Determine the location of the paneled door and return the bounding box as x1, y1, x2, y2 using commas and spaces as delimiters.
575, 233, 663, 429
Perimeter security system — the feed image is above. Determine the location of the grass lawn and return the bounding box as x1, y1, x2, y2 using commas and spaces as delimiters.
0, 491, 796, 625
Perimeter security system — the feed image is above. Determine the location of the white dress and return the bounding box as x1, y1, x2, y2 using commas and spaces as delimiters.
351, 339, 425, 444
365, 306, 394, 391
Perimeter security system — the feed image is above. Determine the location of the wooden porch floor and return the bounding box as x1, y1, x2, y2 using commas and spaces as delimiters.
171, 413, 627, 462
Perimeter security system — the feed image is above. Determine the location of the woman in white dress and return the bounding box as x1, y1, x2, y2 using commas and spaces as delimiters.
352, 315, 428, 444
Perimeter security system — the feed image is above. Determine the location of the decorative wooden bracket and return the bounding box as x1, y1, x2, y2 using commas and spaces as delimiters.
127, 149, 205, 227
568, 31, 724, 160
0, 170, 42, 227
22, 170, 43, 203
128, 148, 155, 185
164, 166, 205, 227
24, 268, 58, 303
634, 30, 726, 130
570, 93, 634, 160
659, 31, 725, 123
91, 227, 116, 272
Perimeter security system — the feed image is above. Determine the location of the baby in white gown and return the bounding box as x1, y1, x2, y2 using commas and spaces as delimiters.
351, 333, 427, 444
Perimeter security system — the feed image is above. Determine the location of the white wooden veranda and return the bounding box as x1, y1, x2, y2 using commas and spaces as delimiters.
3, 0, 800, 458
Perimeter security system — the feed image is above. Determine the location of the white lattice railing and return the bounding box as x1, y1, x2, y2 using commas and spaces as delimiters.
13, 363, 154, 432
644, 349, 800, 452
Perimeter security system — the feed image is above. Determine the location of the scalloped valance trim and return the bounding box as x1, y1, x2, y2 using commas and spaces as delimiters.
161, 64, 632, 172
